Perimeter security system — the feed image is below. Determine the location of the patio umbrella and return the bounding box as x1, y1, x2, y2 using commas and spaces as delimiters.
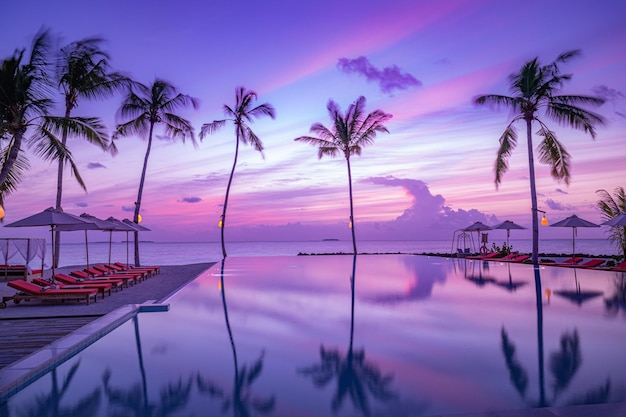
491, 220, 526, 247
57, 213, 113, 269
550, 214, 600, 258
601, 213, 626, 227
122, 219, 151, 266
4, 207, 91, 279
463, 221, 492, 254
104, 217, 135, 265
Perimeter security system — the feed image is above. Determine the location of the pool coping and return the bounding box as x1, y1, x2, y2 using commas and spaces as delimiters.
0, 301, 169, 403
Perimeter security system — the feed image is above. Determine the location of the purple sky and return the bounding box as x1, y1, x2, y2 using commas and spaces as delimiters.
1, 0, 625, 243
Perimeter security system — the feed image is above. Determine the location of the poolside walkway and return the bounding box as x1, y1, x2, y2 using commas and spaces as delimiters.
0, 262, 213, 369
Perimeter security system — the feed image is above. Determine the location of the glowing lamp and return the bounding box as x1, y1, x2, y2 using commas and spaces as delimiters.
545, 288, 551, 302
541, 215, 548, 226
218, 219, 223, 228
348, 221, 352, 229
0, 205, 4, 220
137, 213, 143, 223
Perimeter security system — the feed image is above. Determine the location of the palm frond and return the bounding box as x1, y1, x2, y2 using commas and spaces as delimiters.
242, 125, 264, 157
0, 149, 30, 196
113, 114, 150, 139
536, 124, 571, 184
40, 115, 109, 148
474, 94, 519, 111
546, 101, 605, 139
494, 124, 518, 187
162, 112, 196, 145
200, 119, 227, 138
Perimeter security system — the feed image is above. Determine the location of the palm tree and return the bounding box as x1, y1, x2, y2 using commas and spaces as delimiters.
115, 79, 198, 266
200, 87, 275, 258
54, 38, 128, 265
0, 30, 100, 216
475, 50, 605, 265
294, 97, 391, 254
52, 36, 128, 267
596, 186, 626, 260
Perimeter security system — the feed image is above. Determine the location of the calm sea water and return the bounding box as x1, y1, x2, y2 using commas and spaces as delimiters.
39, 238, 620, 268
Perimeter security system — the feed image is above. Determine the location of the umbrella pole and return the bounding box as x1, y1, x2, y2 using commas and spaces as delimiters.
50, 226, 55, 282
572, 227, 576, 258
84, 230, 90, 269
126, 231, 129, 266
108, 230, 113, 266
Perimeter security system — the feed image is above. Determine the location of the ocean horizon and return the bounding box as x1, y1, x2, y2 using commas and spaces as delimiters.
18, 238, 623, 269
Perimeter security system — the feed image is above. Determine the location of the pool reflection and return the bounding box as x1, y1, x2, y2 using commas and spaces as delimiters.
299, 255, 396, 416
501, 267, 611, 409
3, 255, 626, 417
195, 259, 276, 416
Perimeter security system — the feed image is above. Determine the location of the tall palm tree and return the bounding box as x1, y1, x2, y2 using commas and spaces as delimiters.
475, 50, 605, 265
52, 37, 128, 267
0, 30, 102, 215
294, 97, 391, 254
200, 87, 275, 258
115, 79, 198, 266
596, 186, 626, 260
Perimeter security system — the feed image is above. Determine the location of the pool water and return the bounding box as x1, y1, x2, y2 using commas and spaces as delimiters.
3, 255, 626, 416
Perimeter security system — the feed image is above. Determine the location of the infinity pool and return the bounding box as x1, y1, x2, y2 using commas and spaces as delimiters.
2, 255, 626, 416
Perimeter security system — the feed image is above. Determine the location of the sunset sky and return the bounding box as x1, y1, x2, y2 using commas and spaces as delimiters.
1, 0, 625, 243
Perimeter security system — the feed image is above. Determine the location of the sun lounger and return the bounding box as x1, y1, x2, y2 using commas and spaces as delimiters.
500, 254, 530, 263
83, 267, 145, 283
498, 253, 518, 261
540, 257, 584, 266
602, 261, 626, 272
1, 280, 98, 308
467, 252, 500, 260
104, 263, 156, 277
33, 277, 112, 299
91, 264, 149, 280
55, 273, 124, 291
114, 262, 160, 275
70, 270, 135, 287
561, 259, 606, 269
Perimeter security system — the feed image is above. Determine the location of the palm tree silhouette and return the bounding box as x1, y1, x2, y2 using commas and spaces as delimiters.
200, 87, 275, 258
0, 30, 94, 212
604, 274, 626, 317
52, 36, 128, 267
16, 360, 101, 417
114, 79, 198, 266
294, 97, 391, 254
475, 50, 605, 264
596, 187, 626, 260
500, 267, 610, 409
298, 255, 395, 416
196, 259, 276, 416
101, 315, 193, 416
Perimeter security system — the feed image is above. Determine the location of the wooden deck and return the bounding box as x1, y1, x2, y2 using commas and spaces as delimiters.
0, 316, 100, 369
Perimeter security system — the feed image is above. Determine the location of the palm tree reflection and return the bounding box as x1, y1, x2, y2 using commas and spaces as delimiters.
604, 273, 626, 317
101, 315, 193, 416
195, 259, 275, 416
16, 361, 101, 417
501, 267, 610, 408
299, 255, 396, 416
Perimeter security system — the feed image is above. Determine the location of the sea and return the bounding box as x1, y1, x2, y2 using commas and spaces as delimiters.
29, 238, 623, 269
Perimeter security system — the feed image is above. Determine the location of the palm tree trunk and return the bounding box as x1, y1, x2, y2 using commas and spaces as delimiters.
134, 122, 154, 266
0, 129, 24, 199
53, 106, 72, 268
346, 156, 357, 255
221, 129, 240, 259
525, 119, 539, 265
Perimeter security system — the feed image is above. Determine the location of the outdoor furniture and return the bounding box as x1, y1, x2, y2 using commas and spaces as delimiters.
499, 254, 530, 263
540, 257, 584, 266
91, 264, 148, 279
83, 267, 145, 284
562, 259, 606, 269
54, 273, 124, 291
114, 262, 161, 275
105, 263, 157, 277
1, 280, 98, 308
33, 277, 112, 300
70, 270, 135, 287
467, 252, 500, 260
